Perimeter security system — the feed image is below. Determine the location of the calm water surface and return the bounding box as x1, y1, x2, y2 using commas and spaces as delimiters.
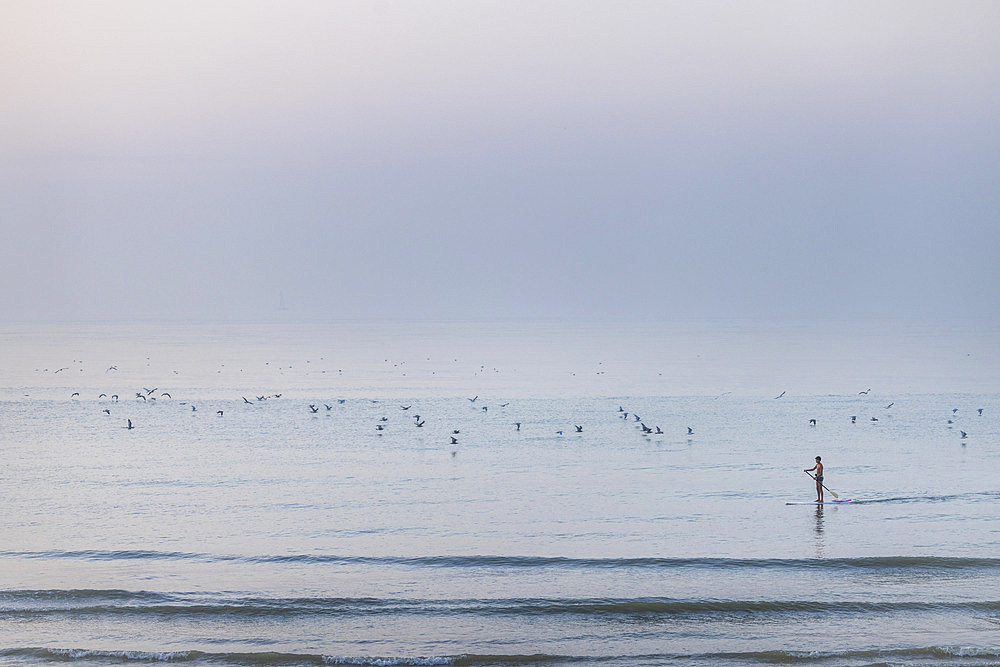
0, 320, 997, 665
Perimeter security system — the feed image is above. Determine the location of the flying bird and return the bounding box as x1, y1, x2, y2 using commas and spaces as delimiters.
774, 391, 785, 399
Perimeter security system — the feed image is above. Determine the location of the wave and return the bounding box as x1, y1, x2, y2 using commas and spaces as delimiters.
0, 648, 457, 665
3, 591, 999, 619
857, 491, 1000, 505
3, 550, 1000, 572
705, 645, 1000, 664
4, 646, 1000, 666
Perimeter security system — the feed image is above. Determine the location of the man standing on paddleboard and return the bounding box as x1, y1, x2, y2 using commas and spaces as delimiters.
805, 456, 824, 502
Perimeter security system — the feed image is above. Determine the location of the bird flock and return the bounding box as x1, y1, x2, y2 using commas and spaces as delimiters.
39, 355, 985, 450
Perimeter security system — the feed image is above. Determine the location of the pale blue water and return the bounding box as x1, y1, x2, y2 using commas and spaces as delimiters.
0, 320, 998, 665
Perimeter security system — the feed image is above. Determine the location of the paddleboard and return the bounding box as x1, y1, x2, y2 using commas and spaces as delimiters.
786, 499, 856, 505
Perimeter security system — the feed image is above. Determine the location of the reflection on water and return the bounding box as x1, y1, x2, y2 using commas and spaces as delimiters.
814, 504, 825, 558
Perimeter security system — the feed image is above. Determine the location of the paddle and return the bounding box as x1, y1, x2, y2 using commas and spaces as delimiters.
804, 471, 839, 499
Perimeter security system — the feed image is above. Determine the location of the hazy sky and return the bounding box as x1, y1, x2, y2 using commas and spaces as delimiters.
2, 1, 998, 321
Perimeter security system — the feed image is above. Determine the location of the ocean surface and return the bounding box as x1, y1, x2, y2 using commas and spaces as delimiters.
0, 319, 998, 666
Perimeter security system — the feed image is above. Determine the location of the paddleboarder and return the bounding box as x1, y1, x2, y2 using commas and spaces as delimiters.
805, 456, 824, 502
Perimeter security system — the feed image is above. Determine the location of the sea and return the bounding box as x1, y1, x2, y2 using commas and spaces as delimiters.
0, 319, 997, 666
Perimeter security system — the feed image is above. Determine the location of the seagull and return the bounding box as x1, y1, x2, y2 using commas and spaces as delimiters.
54, 367, 68, 373
376, 424, 384, 431
309, 405, 319, 413
401, 405, 411, 410
961, 431, 968, 439
415, 420, 425, 427
687, 427, 694, 435
871, 417, 879, 422
106, 366, 118, 372
640, 423, 652, 433
243, 396, 252, 404
482, 406, 488, 412
325, 405, 333, 411
126, 419, 133, 430
111, 395, 118, 401
978, 408, 984, 415
885, 403, 894, 409
144, 387, 156, 396
851, 416, 857, 423
71, 392, 80, 398
556, 430, 563, 435
136, 394, 146, 401
655, 426, 663, 434
575, 425, 583, 432
450, 436, 458, 445
103, 409, 110, 415
953, 408, 959, 414
161, 393, 171, 399
192, 405, 197, 411
468, 396, 478, 403
514, 422, 521, 431
809, 419, 817, 426
257, 396, 267, 401
859, 388, 871, 395
99, 393, 107, 398
217, 410, 224, 416
774, 391, 785, 399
